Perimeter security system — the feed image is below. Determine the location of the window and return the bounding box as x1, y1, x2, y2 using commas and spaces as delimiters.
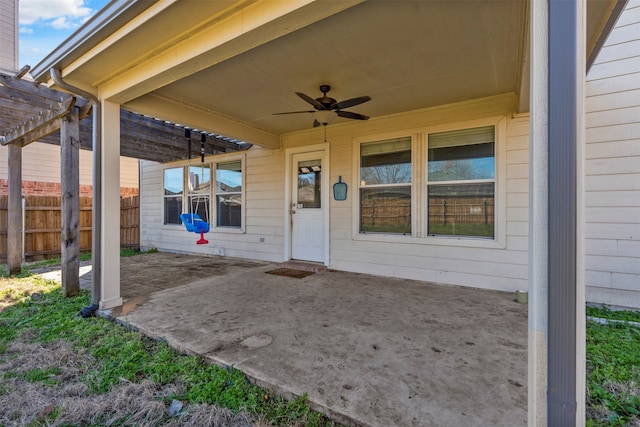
163, 167, 183, 225
297, 160, 321, 208
188, 165, 211, 223
359, 137, 412, 234
215, 160, 242, 228
427, 126, 495, 238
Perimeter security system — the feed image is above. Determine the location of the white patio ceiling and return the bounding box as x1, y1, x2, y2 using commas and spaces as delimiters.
31, 0, 619, 145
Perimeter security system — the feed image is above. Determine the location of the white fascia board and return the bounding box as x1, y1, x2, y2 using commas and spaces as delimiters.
96, 0, 364, 104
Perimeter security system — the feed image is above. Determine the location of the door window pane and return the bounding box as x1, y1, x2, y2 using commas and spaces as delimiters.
297, 160, 321, 208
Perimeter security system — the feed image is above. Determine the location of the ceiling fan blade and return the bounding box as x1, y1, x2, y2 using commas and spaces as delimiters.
313, 119, 322, 127
272, 110, 315, 115
335, 95, 371, 110
296, 92, 324, 109
337, 110, 369, 120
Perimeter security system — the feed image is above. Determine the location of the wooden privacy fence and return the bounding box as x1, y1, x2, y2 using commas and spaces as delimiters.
360, 199, 411, 232
428, 197, 495, 225
0, 195, 139, 262
360, 196, 495, 232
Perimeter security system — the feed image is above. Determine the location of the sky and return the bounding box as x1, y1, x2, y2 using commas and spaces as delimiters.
18, 0, 110, 68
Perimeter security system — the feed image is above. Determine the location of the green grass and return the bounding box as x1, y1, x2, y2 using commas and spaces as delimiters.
0, 274, 337, 426
427, 223, 494, 238
360, 224, 412, 234
588, 305, 640, 323
8, 253, 635, 426
0, 248, 158, 278
587, 307, 640, 426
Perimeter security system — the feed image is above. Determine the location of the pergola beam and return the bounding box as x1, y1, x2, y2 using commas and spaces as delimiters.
1, 73, 248, 164
1, 97, 76, 146
0, 73, 71, 102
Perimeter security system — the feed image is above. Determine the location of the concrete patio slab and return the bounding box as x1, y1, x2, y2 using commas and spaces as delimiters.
34, 252, 527, 426
103, 253, 528, 426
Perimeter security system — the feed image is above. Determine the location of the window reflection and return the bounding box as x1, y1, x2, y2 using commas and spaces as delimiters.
298, 160, 321, 208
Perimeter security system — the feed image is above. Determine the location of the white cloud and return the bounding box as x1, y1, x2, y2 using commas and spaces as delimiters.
51, 17, 74, 30
19, 0, 93, 27
19, 27, 34, 34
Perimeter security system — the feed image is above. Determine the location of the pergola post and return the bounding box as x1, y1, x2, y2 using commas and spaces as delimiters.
7, 142, 22, 274
61, 106, 80, 296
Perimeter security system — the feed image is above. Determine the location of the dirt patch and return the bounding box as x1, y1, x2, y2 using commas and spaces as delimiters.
0, 336, 254, 426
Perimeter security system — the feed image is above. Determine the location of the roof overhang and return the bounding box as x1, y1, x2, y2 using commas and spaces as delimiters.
28, 0, 627, 149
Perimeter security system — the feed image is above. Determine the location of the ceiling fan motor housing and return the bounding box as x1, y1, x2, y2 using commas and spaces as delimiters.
317, 85, 336, 109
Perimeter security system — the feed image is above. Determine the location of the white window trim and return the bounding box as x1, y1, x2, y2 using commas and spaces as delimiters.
351, 116, 507, 249
352, 131, 417, 239
160, 152, 246, 234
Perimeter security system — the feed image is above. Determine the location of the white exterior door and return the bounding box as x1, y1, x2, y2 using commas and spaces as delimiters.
291, 152, 325, 262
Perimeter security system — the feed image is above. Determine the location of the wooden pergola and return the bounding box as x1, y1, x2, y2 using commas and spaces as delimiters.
0, 69, 249, 296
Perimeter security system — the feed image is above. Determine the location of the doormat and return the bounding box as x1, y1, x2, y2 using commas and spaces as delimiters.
265, 268, 315, 279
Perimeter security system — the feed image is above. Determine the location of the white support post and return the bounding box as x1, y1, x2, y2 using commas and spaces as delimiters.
528, 0, 549, 425
99, 99, 122, 309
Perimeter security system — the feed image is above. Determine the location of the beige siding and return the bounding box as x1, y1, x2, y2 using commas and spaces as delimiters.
141, 94, 531, 292
585, 0, 640, 308
0, 0, 17, 73
0, 143, 139, 188
285, 93, 528, 292
139, 147, 285, 263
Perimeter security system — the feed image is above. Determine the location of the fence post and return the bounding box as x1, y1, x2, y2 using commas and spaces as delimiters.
484, 199, 488, 225
371, 200, 376, 227
442, 200, 447, 225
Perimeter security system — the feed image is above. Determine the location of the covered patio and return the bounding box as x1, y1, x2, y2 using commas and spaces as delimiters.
3, 0, 629, 424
